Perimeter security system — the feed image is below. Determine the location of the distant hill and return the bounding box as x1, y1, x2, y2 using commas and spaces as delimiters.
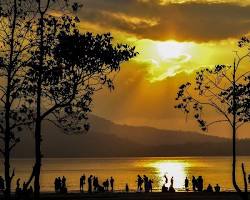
8, 114, 250, 157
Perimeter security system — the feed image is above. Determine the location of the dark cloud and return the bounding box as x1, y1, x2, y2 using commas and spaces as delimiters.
78, 0, 250, 42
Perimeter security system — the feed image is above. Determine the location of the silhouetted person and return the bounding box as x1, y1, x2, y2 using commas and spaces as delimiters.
80, 175, 85, 192
164, 175, 168, 184
169, 184, 175, 192
28, 186, 33, 196
197, 176, 203, 192
149, 179, 153, 192
143, 175, 148, 192
15, 178, 21, 196
103, 179, 109, 191
15, 178, 22, 199
110, 177, 114, 192
23, 182, 28, 194
162, 185, 168, 192
93, 177, 99, 192
207, 184, 213, 192
126, 184, 129, 193
170, 176, 174, 186
185, 177, 189, 191
54, 178, 58, 193
214, 184, 220, 192
88, 175, 93, 193
57, 177, 62, 192
248, 175, 250, 184
0, 176, 5, 191
192, 176, 197, 191
61, 176, 67, 193
137, 175, 143, 192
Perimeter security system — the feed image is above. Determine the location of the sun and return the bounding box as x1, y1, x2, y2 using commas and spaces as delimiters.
156, 41, 192, 60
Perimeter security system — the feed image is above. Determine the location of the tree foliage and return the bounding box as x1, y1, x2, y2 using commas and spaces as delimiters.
175, 38, 250, 199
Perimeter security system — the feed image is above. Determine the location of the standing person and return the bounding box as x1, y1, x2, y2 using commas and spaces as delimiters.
192, 176, 197, 191
110, 177, 114, 192
88, 175, 93, 193
197, 176, 203, 192
143, 175, 148, 192
125, 184, 129, 193
248, 175, 250, 184
170, 177, 174, 187
58, 177, 62, 192
164, 175, 168, 185
80, 175, 85, 192
54, 178, 58, 193
185, 177, 189, 191
149, 179, 153, 192
137, 175, 143, 192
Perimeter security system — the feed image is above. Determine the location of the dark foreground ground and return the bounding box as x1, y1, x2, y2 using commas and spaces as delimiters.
3, 192, 248, 200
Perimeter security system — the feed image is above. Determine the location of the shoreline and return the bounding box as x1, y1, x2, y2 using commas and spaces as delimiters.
2, 192, 246, 200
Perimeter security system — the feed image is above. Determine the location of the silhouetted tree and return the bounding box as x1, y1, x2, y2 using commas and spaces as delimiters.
22, 1, 137, 199
175, 39, 250, 200
0, 1, 34, 199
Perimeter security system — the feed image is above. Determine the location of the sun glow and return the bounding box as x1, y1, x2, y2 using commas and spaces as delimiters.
156, 41, 191, 60
149, 160, 189, 190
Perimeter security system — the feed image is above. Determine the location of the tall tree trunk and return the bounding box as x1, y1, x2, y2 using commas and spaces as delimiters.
4, 100, 11, 200
231, 60, 247, 200
4, 1, 18, 199
34, 7, 44, 199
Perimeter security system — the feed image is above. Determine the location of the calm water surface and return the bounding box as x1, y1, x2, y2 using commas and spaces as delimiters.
1, 156, 250, 192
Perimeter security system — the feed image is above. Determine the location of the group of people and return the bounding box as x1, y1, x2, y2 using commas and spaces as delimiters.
191, 176, 204, 192
87, 175, 114, 193
54, 176, 67, 194
162, 175, 175, 192
183, 176, 220, 192
15, 179, 34, 199
136, 175, 153, 192
0, 174, 223, 195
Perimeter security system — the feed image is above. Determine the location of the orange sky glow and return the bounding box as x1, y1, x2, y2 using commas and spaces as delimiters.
75, 0, 250, 138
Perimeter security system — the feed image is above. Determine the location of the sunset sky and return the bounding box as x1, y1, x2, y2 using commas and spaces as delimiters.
77, 0, 250, 138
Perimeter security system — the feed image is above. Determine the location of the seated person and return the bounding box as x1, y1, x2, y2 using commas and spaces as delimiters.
214, 184, 220, 192
206, 184, 213, 192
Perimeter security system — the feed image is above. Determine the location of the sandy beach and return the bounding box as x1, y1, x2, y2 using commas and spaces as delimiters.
2, 192, 247, 200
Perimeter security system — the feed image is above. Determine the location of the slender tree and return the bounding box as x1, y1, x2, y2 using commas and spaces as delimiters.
0, 1, 34, 199
175, 39, 250, 200
23, 1, 137, 198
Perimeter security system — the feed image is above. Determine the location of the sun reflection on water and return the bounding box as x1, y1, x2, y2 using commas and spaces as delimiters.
149, 160, 190, 190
